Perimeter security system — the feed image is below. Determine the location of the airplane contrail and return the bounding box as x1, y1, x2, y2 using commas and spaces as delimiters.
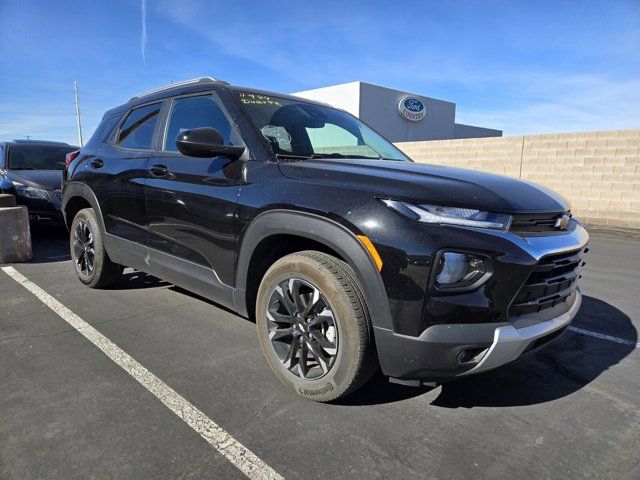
141, 0, 147, 63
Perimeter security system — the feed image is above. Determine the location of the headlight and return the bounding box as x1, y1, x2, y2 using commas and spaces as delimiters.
13, 182, 49, 200
382, 200, 512, 230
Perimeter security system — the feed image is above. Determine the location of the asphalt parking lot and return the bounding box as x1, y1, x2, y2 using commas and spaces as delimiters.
1, 227, 638, 480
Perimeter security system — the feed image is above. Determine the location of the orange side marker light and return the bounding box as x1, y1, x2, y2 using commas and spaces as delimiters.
357, 235, 383, 272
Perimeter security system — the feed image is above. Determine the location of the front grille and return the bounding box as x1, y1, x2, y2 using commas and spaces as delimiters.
510, 212, 570, 235
510, 247, 586, 318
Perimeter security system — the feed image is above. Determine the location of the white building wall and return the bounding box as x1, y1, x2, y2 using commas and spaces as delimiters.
293, 82, 361, 117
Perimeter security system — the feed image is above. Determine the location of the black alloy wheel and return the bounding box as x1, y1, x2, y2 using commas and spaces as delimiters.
73, 219, 95, 279
266, 277, 339, 380
256, 251, 378, 402
69, 208, 123, 288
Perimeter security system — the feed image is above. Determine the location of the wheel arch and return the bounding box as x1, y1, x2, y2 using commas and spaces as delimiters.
234, 209, 393, 331
62, 182, 106, 234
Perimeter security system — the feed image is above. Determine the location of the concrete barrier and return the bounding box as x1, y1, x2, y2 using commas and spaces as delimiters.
0, 201, 33, 263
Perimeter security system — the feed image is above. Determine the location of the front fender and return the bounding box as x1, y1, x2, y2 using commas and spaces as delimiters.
234, 209, 393, 331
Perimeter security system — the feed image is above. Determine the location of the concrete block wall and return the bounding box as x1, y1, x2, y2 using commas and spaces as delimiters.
395, 129, 640, 230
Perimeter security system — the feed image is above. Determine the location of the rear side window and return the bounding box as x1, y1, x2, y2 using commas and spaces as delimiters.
117, 103, 161, 150
163, 95, 243, 152
86, 115, 120, 149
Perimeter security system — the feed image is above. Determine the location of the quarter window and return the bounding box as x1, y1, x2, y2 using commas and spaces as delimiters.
117, 103, 161, 150
163, 95, 243, 152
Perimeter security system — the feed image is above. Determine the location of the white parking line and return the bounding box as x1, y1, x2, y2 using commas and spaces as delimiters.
1, 266, 283, 480
568, 325, 640, 347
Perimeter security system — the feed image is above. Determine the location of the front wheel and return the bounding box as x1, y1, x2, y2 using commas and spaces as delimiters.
70, 208, 123, 288
256, 251, 377, 402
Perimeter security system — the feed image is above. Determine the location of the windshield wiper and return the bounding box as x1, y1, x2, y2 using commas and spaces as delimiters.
310, 153, 345, 159
274, 153, 313, 161
275, 152, 395, 162
349, 155, 384, 160
312, 153, 386, 160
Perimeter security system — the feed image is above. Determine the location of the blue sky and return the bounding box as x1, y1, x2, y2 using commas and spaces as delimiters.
1, 0, 638, 144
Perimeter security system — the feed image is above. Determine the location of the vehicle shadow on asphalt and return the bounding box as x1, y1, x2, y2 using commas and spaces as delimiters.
116, 271, 171, 289
336, 371, 437, 405
28, 225, 71, 263
338, 296, 637, 407
430, 296, 636, 409
29, 228, 171, 289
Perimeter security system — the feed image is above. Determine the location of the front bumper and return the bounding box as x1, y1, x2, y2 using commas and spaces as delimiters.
460, 289, 581, 376
16, 192, 64, 224
373, 223, 589, 382
28, 210, 64, 224
376, 290, 581, 382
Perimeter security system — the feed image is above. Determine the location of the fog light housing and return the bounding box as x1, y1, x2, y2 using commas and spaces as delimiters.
456, 346, 489, 365
432, 251, 491, 291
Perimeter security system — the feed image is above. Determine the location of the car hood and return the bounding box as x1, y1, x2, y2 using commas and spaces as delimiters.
278, 159, 569, 214
7, 170, 62, 190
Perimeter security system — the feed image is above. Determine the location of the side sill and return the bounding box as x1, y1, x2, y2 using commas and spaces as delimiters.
104, 233, 236, 311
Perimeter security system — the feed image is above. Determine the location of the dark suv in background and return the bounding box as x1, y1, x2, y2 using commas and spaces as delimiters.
1, 139, 78, 224
62, 77, 588, 401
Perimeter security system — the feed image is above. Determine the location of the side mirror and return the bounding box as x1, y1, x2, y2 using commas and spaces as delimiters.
175, 127, 245, 159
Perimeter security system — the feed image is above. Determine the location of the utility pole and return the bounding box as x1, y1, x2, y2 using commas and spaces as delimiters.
73, 81, 84, 147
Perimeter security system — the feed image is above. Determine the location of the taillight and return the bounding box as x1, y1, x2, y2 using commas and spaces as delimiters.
65, 150, 80, 169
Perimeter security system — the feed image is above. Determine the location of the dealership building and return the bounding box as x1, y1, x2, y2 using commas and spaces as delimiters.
293, 81, 502, 142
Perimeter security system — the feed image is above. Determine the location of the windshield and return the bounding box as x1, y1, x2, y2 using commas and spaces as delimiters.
235, 91, 410, 161
8, 144, 77, 170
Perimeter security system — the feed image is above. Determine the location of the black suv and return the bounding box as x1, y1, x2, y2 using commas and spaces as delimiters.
62, 77, 588, 401
1, 139, 78, 224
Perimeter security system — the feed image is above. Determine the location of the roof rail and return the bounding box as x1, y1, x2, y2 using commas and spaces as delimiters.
12, 139, 71, 145
128, 77, 228, 102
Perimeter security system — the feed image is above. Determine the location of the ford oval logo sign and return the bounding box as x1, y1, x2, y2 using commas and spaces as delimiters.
398, 96, 426, 122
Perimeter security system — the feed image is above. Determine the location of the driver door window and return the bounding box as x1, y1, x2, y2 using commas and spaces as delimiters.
163, 95, 243, 152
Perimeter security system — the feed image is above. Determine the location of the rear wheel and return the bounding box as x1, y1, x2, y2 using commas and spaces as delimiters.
256, 251, 377, 402
70, 208, 123, 288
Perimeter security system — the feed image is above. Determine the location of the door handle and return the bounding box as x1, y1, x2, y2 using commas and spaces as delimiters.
90, 159, 104, 168
149, 164, 169, 177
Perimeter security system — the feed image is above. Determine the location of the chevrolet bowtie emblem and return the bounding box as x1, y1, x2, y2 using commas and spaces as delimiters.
554, 214, 571, 230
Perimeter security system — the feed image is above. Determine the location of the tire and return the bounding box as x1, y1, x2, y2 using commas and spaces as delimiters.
70, 208, 123, 288
256, 250, 378, 402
